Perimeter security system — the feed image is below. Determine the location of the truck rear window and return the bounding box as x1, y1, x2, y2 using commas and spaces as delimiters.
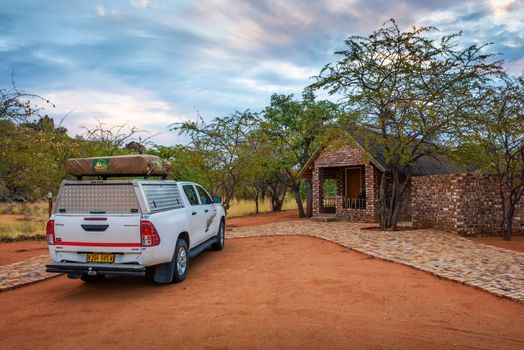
55, 184, 141, 214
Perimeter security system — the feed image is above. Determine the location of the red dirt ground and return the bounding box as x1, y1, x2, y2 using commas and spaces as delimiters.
227, 209, 302, 228
0, 214, 26, 224
1, 236, 523, 350
0, 240, 48, 265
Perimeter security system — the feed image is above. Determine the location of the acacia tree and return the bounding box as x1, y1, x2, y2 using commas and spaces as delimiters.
473, 76, 524, 240
241, 133, 286, 213
261, 88, 342, 217
80, 120, 154, 156
312, 19, 502, 230
172, 111, 258, 212
0, 74, 55, 123
150, 144, 220, 194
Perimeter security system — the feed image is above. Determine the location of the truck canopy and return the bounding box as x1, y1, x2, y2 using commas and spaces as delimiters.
54, 181, 142, 214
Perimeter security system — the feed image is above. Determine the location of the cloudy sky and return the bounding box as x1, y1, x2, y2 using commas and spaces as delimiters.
1, 0, 523, 145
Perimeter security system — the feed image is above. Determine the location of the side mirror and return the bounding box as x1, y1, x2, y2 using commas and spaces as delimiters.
212, 195, 222, 204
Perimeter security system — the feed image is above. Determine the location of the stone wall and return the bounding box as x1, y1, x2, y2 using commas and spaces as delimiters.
412, 173, 524, 236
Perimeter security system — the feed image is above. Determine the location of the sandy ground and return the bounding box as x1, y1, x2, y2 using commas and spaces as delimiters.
1, 236, 523, 350
0, 214, 26, 224
0, 240, 48, 265
468, 236, 524, 253
227, 209, 302, 228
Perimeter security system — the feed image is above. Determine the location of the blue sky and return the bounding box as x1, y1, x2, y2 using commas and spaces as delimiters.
1, 0, 523, 145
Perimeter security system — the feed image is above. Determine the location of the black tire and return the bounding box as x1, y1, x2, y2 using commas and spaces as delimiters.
211, 219, 225, 251
80, 274, 105, 283
172, 238, 189, 283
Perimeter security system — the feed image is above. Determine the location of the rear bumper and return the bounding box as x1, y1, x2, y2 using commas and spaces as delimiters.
46, 262, 146, 277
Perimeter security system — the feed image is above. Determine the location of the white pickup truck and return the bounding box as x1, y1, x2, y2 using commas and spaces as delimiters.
46, 179, 226, 284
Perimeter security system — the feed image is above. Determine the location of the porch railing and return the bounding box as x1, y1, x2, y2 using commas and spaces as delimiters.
344, 197, 366, 209
322, 196, 366, 209
323, 196, 337, 208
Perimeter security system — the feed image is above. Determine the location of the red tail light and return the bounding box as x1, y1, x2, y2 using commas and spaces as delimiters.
140, 220, 161, 247
46, 220, 55, 245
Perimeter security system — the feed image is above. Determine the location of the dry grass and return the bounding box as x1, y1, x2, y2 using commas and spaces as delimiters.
0, 198, 300, 241
0, 202, 48, 241
226, 197, 299, 218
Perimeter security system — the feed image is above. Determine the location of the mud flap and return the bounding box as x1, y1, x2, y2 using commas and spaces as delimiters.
153, 253, 176, 284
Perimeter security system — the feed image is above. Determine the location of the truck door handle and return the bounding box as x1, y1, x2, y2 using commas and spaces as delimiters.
192, 212, 197, 215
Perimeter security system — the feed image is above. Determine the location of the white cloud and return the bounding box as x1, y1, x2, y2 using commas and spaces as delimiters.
504, 57, 524, 75
96, 6, 106, 17
95, 5, 120, 18
417, 0, 524, 40
232, 78, 294, 93
131, 0, 149, 8
45, 88, 188, 145
257, 60, 318, 81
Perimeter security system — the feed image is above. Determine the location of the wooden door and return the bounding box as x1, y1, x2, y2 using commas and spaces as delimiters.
346, 168, 361, 199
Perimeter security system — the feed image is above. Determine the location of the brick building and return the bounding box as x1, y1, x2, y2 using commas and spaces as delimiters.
299, 137, 523, 236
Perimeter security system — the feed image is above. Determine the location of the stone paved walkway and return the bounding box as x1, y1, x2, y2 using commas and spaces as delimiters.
229, 221, 524, 303
0, 255, 58, 292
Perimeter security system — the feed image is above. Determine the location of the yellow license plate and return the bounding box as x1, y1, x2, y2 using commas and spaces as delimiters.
86, 253, 115, 263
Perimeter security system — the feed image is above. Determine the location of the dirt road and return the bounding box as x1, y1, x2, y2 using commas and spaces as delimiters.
0, 240, 48, 265
1, 236, 523, 350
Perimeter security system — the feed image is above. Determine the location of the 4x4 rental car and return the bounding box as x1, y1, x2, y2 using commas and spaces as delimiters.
45, 155, 226, 284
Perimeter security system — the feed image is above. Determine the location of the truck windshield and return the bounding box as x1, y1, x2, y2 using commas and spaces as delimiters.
54, 183, 141, 214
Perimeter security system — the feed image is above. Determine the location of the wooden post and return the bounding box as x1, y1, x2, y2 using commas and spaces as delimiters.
47, 192, 53, 218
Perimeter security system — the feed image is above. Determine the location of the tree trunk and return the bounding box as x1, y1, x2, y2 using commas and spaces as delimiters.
378, 169, 410, 231
378, 171, 387, 230
291, 182, 305, 217
499, 181, 507, 238
255, 190, 259, 214
305, 179, 313, 217
268, 183, 286, 212
504, 202, 514, 241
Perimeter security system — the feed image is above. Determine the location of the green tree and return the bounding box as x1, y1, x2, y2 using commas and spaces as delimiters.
261, 88, 342, 217
469, 75, 524, 240
0, 118, 93, 200
150, 144, 220, 194
241, 131, 288, 213
312, 19, 502, 230
171, 111, 258, 212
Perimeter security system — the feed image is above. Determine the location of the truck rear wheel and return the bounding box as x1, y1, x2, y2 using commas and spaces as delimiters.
211, 220, 225, 251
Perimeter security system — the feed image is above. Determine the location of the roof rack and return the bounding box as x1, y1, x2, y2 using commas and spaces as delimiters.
75, 174, 168, 180
65, 155, 171, 180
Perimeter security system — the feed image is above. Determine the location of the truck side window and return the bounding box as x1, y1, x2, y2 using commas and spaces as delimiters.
183, 185, 199, 206
196, 186, 213, 205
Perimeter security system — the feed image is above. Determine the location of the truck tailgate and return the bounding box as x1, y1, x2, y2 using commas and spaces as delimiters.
54, 215, 141, 253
